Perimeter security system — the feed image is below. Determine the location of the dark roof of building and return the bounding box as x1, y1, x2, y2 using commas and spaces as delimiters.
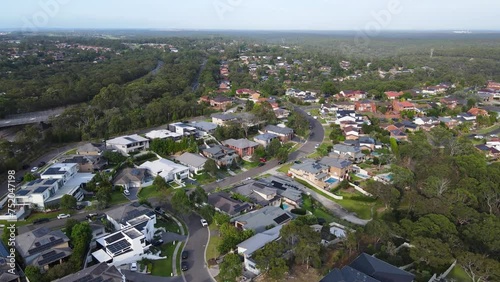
350, 253, 415, 282
320, 266, 381, 282
264, 124, 294, 135
54, 262, 123, 282
208, 192, 251, 216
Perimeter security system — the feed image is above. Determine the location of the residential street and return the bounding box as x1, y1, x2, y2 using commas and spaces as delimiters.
181, 213, 212, 282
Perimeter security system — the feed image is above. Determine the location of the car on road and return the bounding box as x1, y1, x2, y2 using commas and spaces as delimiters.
315, 144, 319, 149
294, 160, 302, 164
258, 162, 265, 167
216, 178, 224, 182
200, 219, 208, 227
245, 177, 251, 181
33, 218, 50, 224
38, 161, 46, 167
182, 251, 188, 260
474, 135, 484, 139
130, 263, 137, 272
181, 261, 189, 271
123, 190, 130, 196
490, 134, 498, 138
16, 176, 23, 183
30, 167, 39, 172
57, 214, 71, 219
86, 213, 99, 220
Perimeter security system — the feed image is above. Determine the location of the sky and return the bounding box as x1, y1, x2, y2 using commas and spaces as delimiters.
0, 0, 498, 31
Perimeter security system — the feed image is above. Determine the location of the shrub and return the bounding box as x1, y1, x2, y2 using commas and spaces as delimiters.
290, 208, 307, 215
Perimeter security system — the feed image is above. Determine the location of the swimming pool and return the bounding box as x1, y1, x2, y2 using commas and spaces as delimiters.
282, 203, 290, 210
325, 178, 338, 184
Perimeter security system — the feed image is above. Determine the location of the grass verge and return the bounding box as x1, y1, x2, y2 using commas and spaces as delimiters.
206, 222, 221, 261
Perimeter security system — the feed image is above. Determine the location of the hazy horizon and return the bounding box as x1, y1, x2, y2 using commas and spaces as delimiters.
1, 0, 499, 32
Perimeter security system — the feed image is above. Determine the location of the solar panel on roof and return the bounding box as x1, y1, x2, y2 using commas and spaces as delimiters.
124, 137, 136, 142
38, 251, 67, 266
16, 190, 30, 196
107, 239, 131, 254
33, 186, 49, 194
273, 213, 291, 224
104, 232, 124, 244
28, 238, 65, 255
44, 179, 58, 185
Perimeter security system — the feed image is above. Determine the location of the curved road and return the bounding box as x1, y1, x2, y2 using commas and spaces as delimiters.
181, 213, 212, 282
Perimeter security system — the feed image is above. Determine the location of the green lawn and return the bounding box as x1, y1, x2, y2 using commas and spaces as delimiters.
447, 265, 472, 282
137, 185, 166, 199
109, 190, 129, 205
156, 218, 182, 234
472, 123, 500, 135
206, 223, 221, 260
194, 173, 216, 185
151, 243, 176, 276
64, 148, 77, 155
176, 242, 185, 274
302, 194, 336, 223
277, 163, 293, 174
241, 160, 260, 170
308, 143, 331, 158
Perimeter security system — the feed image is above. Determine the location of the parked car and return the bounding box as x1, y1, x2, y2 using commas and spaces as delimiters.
152, 239, 164, 246
182, 251, 188, 260
200, 219, 208, 227
123, 190, 130, 196
30, 167, 39, 173
130, 263, 137, 272
33, 218, 50, 224
294, 160, 302, 164
57, 214, 71, 219
181, 261, 189, 271
154, 207, 165, 215
258, 162, 265, 167
16, 176, 23, 183
75, 205, 84, 210
38, 161, 46, 167
86, 213, 99, 220
259, 157, 267, 163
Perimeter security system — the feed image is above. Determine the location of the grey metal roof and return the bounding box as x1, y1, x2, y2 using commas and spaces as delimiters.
254, 133, 278, 142
350, 253, 415, 282
211, 113, 237, 121
176, 152, 208, 168
319, 157, 352, 169
264, 125, 294, 135
223, 138, 259, 149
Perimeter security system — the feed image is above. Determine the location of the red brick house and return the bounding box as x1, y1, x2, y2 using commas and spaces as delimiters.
468, 107, 489, 116
355, 100, 377, 113
210, 96, 233, 111
392, 100, 416, 112
385, 91, 404, 100
222, 139, 260, 157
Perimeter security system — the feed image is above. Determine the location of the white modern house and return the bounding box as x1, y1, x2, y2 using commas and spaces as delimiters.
145, 129, 183, 141
139, 158, 189, 184
92, 205, 157, 266
106, 134, 150, 156
14, 163, 94, 210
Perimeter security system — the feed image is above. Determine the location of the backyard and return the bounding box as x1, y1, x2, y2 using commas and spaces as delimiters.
302, 194, 336, 223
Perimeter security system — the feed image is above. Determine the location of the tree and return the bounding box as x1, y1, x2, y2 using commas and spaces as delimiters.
267, 138, 282, 157
204, 159, 218, 176
458, 252, 500, 282
410, 237, 453, 271
190, 186, 208, 206
70, 222, 92, 269
321, 81, 338, 95
153, 175, 168, 191
172, 189, 191, 215
95, 184, 112, 208
219, 253, 242, 282
64, 219, 79, 237
245, 99, 254, 112
254, 241, 289, 280
23, 172, 37, 182
60, 194, 77, 210
25, 265, 44, 282
213, 212, 231, 226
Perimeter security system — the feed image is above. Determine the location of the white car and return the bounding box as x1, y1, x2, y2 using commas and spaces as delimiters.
31, 167, 38, 172
123, 190, 130, 196
130, 262, 137, 272
57, 214, 71, 219
200, 219, 208, 227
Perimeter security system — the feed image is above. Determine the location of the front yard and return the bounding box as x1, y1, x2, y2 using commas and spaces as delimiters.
156, 218, 182, 234
151, 243, 176, 276
109, 190, 129, 205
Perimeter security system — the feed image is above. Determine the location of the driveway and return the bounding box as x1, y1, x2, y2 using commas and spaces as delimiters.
182, 213, 213, 282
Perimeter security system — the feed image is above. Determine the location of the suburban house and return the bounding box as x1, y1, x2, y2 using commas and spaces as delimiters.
262, 125, 294, 142
208, 192, 252, 217
201, 145, 238, 167
343, 126, 360, 140
113, 168, 151, 191
175, 152, 208, 174
355, 100, 377, 113
76, 143, 104, 156
189, 121, 218, 136
210, 96, 233, 111
16, 227, 72, 271
289, 160, 330, 188
231, 206, 293, 233
319, 157, 353, 180
15, 163, 93, 210
332, 143, 365, 163
0, 242, 20, 282
467, 107, 489, 116
232, 181, 281, 207
339, 90, 368, 102
392, 100, 417, 112
145, 129, 183, 141
60, 155, 107, 172
106, 134, 150, 156
258, 176, 304, 207
254, 133, 279, 147
384, 91, 404, 100
211, 113, 238, 126
92, 205, 157, 266
237, 225, 283, 276
320, 253, 415, 282
274, 108, 290, 119
222, 138, 260, 157
139, 158, 189, 183
168, 122, 197, 137
54, 262, 125, 282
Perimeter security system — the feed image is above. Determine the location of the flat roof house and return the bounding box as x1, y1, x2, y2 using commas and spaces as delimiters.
145, 129, 183, 141
15, 163, 93, 210
222, 138, 260, 157
168, 122, 197, 137
189, 121, 218, 135
139, 158, 189, 184
106, 134, 149, 156
175, 152, 208, 174
16, 227, 71, 271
